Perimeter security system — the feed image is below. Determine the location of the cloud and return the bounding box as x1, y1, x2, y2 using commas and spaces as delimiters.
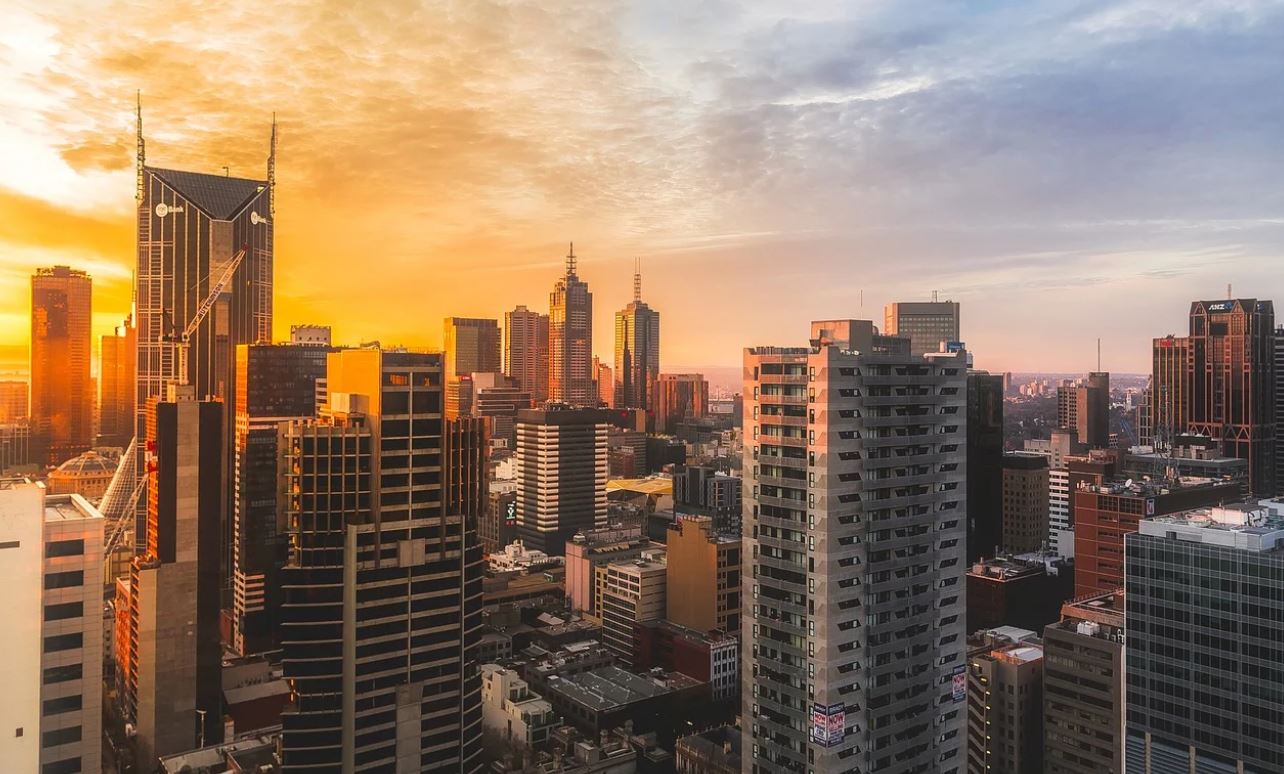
0, 0, 1282, 372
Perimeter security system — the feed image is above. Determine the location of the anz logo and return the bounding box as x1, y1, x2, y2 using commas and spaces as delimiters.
154, 202, 184, 218
250, 211, 270, 226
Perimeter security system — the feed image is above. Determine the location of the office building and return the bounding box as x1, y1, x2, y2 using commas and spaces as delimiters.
614, 263, 660, 411
1187, 299, 1276, 495
1277, 326, 1284, 495
1073, 477, 1239, 596
1125, 503, 1284, 772
1043, 453, 1116, 559
654, 373, 709, 435
99, 315, 136, 448
0, 380, 26, 422
564, 527, 653, 616
883, 300, 961, 357
0, 422, 31, 472
673, 465, 742, 535
1043, 590, 1125, 774
600, 558, 668, 661
479, 665, 558, 750
278, 348, 485, 773
1150, 335, 1191, 449
0, 480, 105, 774
232, 342, 330, 656
634, 622, 740, 701
1056, 372, 1110, 449
548, 244, 594, 406
966, 554, 1072, 633
469, 372, 531, 448
967, 370, 1004, 562
965, 628, 1044, 774
743, 319, 967, 773
607, 426, 647, 478
1002, 452, 1050, 553
665, 515, 740, 634
445, 317, 502, 380
504, 305, 549, 403
593, 356, 614, 408
1120, 435, 1248, 483
31, 266, 93, 466
676, 726, 741, 774
445, 373, 475, 419
1152, 300, 1275, 495
514, 406, 608, 555
131, 132, 275, 558
127, 385, 225, 767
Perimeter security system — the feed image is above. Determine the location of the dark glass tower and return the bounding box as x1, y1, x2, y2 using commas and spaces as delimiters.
279, 348, 485, 772
966, 370, 1004, 561
232, 342, 332, 655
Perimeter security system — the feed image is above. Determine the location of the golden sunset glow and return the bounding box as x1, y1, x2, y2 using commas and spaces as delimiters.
4, 1, 1284, 376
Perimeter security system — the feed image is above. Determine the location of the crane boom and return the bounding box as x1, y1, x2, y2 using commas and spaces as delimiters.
182, 246, 249, 341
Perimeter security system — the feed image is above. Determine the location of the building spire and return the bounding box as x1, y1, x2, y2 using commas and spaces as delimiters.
566, 242, 577, 275
135, 90, 145, 203
633, 257, 642, 302
268, 112, 277, 217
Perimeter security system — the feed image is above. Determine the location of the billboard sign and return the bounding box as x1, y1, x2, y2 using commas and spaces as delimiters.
811, 702, 846, 747
952, 665, 967, 703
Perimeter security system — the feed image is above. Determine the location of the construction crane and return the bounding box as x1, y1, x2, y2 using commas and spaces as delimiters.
102, 245, 249, 561
162, 245, 250, 385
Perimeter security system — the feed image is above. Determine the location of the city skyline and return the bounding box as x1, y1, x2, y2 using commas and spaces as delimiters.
4, 2, 1284, 375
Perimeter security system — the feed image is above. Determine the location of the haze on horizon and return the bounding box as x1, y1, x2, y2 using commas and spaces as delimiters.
2, 0, 1283, 377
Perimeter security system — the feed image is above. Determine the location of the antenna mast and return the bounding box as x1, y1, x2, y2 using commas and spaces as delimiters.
268, 113, 277, 217
633, 257, 641, 302
135, 90, 145, 202
566, 242, 576, 275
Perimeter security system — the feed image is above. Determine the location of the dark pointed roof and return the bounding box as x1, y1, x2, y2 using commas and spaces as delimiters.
149, 167, 266, 220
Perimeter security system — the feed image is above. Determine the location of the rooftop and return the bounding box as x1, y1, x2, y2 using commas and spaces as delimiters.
1059, 589, 1125, 629
545, 666, 701, 712
968, 555, 1046, 581
1138, 502, 1284, 552
150, 166, 266, 220
44, 493, 103, 522
1080, 475, 1231, 497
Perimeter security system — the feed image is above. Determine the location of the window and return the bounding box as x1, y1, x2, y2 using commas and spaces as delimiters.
43, 571, 83, 590
43, 633, 82, 653
42, 664, 82, 684
44, 602, 83, 622
44, 539, 83, 558
42, 758, 82, 774
41, 726, 81, 748
41, 695, 81, 716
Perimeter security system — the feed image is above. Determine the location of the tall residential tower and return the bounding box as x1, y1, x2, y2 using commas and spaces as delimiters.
743, 319, 967, 773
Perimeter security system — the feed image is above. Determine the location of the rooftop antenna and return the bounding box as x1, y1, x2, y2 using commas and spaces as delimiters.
135, 90, 145, 202
566, 242, 577, 275
1097, 338, 1101, 372
222, 165, 230, 177
268, 112, 277, 217
1227, 283, 1232, 300
932, 289, 939, 303
633, 257, 642, 302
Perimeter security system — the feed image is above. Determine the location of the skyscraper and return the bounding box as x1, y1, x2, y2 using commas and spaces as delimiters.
1276, 326, 1284, 495
514, 406, 608, 555
883, 299, 961, 357
614, 262, 660, 411
231, 342, 331, 656
548, 244, 593, 406
444, 317, 502, 379
966, 370, 1004, 562
653, 373, 709, 434
0, 380, 27, 422
99, 314, 136, 449
1152, 299, 1276, 495
743, 319, 967, 773
130, 112, 275, 557
31, 266, 93, 465
1056, 372, 1110, 449
1002, 452, 1050, 553
592, 356, 614, 407
1125, 502, 1284, 772
504, 305, 549, 403
127, 385, 224, 766
279, 348, 485, 772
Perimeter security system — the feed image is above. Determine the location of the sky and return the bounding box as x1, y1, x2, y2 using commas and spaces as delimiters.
2, 0, 1284, 380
